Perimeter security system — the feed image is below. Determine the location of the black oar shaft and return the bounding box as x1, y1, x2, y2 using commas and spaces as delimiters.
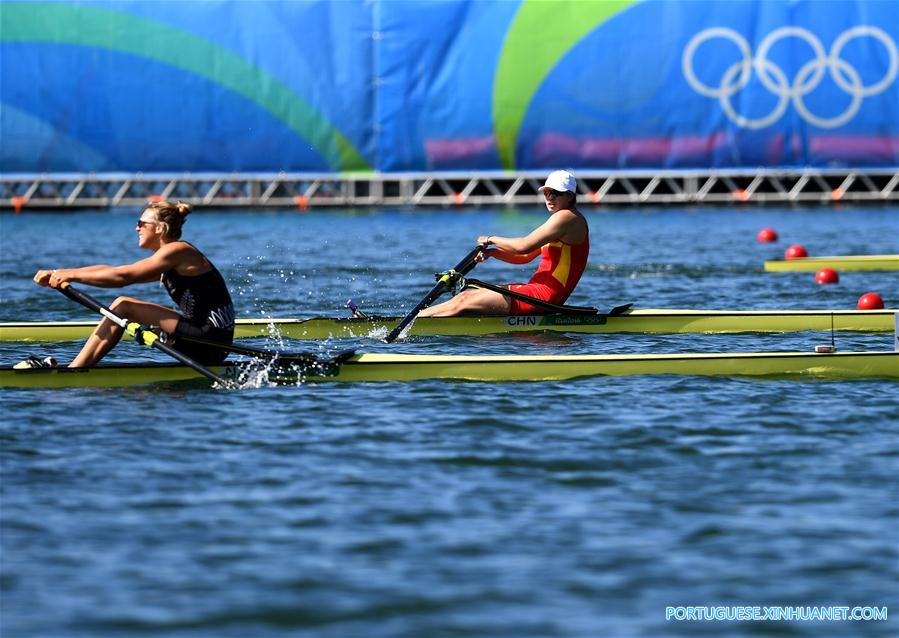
385, 245, 484, 343
176, 335, 321, 363
385, 282, 447, 343
464, 278, 598, 315
57, 283, 234, 388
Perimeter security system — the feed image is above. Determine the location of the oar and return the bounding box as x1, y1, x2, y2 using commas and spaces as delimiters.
176, 336, 328, 364
464, 278, 598, 315
56, 282, 235, 388
385, 244, 485, 343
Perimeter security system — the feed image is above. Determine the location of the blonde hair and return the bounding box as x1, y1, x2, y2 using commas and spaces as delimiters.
145, 200, 192, 239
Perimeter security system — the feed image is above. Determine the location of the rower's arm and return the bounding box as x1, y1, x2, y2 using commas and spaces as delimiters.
483, 211, 576, 257
484, 247, 541, 264
38, 245, 185, 288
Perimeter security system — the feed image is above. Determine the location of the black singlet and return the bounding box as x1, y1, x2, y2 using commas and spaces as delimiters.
160, 259, 235, 364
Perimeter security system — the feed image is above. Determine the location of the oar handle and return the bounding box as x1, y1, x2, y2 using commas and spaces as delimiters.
56, 283, 235, 388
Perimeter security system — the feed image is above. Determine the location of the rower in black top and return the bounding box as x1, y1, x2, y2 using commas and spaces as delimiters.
161, 256, 235, 364
33, 200, 235, 367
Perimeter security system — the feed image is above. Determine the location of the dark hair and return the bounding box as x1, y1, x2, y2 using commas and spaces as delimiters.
145, 200, 192, 239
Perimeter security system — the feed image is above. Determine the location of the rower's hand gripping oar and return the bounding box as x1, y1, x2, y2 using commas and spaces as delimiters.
385, 244, 486, 343
56, 282, 235, 388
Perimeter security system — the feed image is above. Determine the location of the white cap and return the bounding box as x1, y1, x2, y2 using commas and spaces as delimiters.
538, 170, 576, 193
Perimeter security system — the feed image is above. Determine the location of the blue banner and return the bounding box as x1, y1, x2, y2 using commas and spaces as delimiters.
1, 0, 896, 172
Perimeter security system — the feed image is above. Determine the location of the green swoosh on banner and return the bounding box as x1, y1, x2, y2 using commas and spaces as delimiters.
493, 0, 636, 170
0, 2, 370, 172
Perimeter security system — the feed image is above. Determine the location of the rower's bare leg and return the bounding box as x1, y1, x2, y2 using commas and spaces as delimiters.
69, 297, 183, 368
418, 288, 512, 317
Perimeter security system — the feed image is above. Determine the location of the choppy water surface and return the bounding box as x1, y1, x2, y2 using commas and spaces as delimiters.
1, 206, 898, 637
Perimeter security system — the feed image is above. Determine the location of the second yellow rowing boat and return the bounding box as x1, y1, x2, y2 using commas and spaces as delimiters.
764, 254, 899, 272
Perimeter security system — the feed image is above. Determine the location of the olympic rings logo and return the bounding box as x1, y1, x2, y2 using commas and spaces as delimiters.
683, 26, 898, 129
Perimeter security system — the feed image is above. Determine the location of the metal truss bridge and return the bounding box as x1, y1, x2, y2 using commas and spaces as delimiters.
2, 168, 897, 210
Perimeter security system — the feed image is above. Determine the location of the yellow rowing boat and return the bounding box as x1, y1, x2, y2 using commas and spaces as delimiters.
764, 255, 899, 272
0, 308, 894, 342
2, 350, 896, 388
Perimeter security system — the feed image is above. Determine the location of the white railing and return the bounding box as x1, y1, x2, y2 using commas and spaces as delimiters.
1, 168, 897, 209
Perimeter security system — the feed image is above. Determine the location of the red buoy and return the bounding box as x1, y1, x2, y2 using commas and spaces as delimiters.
785, 244, 808, 260
756, 227, 778, 243
857, 292, 884, 310
815, 268, 839, 284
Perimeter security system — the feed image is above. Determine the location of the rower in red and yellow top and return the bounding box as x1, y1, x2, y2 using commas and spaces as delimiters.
419, 170, 589, 316
32, 200, 235, 368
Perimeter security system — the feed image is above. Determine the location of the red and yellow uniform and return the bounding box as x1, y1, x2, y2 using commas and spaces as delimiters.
498, 236, 590, 314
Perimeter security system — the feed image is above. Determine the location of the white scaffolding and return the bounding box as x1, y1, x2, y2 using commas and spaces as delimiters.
1, 168, 897, 209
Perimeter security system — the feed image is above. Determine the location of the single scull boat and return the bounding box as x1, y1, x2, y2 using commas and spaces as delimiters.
1, 309, 894, 342
2, 350, 897, 388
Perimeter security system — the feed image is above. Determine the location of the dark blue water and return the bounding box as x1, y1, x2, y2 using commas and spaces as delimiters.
2, 206, 898, 637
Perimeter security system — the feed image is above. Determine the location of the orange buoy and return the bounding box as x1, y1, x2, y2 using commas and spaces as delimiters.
857, 292, 884, 310
147, 194, 163, 203
756, 227, 778, 243
293, 195, 309, 211
11, 195, 27, 214
785, 244, 808, 259
815, 268, 839, 284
